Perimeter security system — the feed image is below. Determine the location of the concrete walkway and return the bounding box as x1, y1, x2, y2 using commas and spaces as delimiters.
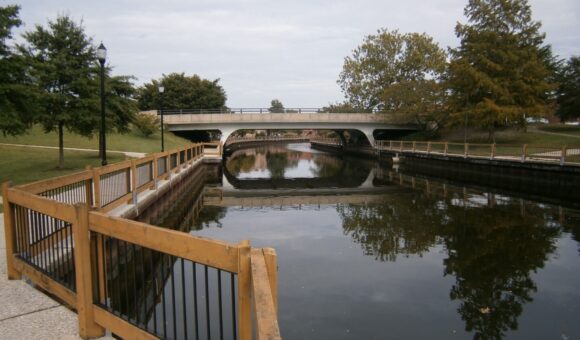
0, 143, 146, 158
0, 213, 112, 339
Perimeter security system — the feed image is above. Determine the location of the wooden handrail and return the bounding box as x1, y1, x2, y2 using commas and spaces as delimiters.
251, 249, 281, 340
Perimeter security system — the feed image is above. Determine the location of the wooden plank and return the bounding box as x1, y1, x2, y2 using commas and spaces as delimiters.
93, 306, 157, 340
96, 159, 132, 175
134, 155, 155, 166
2, 182, 21, 280
5, 188, 77, 222
238, 240, 252, 340
88, 212, 240, 272
72, 204, 105, 338
13, 256, 77, 308
250, 249, 281, 340
17, 170, 92, 194
262, 248, 278, 313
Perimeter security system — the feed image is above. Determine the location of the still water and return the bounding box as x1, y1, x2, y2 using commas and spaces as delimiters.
140, 143, 580, 339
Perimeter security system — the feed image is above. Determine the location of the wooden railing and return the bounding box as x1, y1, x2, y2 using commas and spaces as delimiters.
375, 140, 580, 166
2, 142, 281, 339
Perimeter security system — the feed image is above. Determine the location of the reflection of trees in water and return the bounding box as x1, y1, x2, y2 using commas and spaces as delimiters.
338, 192, 562, 339
338, 193, 443, 261
266, 151, 296, 178
442, 204, 558, 339
312, 154, 344, 177
192, 206, 227, 230
226, 153, 256, 176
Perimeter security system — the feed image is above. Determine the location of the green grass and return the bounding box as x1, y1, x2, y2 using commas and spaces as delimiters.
536, 124, 580, 135
441, 128, 580, 147
0, 124, 191, 153
0, 145, 126, 185
0, 125, 192, 190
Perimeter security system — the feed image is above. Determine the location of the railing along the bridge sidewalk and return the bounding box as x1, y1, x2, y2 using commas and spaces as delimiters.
375, 140, 580, 166
2, 142, 280, 340
226, 136, 310, 145
160, 107, 377, 115
310, 138, 343, 146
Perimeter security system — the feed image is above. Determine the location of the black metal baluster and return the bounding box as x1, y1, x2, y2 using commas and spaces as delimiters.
149, 249, 158, 335
231, 273, 237, 340
161, 254, 168, 339
218, 270, 223, 340
193, 262, 199, 340
171, 256, 177, 340
181, 259, 188, 340
205, 265, 211, 340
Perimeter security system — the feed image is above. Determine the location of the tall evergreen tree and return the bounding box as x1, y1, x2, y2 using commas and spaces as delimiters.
448, 0, 554, 141
0, 5, 38, 136
555, 56, 580, 122
20, 15, 137, 168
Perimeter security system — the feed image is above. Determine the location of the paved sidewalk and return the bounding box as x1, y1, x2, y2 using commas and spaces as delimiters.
0, 143, 146, 158
0, 213, 112, 339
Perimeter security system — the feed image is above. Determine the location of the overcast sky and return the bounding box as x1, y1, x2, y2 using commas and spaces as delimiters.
8, 0, 580, 107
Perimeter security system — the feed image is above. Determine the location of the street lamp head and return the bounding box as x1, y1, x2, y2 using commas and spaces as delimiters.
159, 86, 165, 93
96, 42, 107, 64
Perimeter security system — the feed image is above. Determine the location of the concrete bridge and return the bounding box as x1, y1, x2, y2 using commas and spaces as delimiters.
161, 111, 417, 145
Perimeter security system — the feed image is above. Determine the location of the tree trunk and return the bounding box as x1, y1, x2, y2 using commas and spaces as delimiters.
58, 121, 64, 169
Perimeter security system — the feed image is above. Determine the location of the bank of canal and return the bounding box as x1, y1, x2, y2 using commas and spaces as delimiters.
138, 142, 580, 339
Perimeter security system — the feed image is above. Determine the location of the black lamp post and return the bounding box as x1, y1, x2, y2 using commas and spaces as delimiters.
159, 86, 165, 152
97, 42, 107, 166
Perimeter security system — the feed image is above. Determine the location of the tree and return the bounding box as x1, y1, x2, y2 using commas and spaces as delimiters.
0, 5, 38, 136
555, 56, 580, 121
448, 0, 555, 141
138, 73, 227, 111
133, 112, 160, 137
19, 15, 137, 168
338, 28, 447, 117
268, 99, 285, 113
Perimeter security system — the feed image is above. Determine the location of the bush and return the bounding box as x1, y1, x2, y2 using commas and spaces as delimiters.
133, 113, 160, 137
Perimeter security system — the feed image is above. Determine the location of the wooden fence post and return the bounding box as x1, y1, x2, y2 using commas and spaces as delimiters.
412, 141, 416, 152
560, 145, 567, 165
84, 166, 93, 207
521, 144, 528, 162
2, 182, 21, 280
427, 142, 431, 154
92, 169, 101, 210
262, 248, 278, 313
464, 143, 469, 158
73, 204, 105, 338
491, 144, 496, 160
444, 142, 448, 156
130, 159, 138, 204
238, 240, 252, 340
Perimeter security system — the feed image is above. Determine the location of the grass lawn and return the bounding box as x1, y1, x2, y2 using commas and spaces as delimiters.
0, 124, 191, 153
536, 124, 580, 136
0, 125, 192, 193
441, 127, 580, 146
0, 145, 126, 185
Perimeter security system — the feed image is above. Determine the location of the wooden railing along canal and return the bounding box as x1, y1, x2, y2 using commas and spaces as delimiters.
376, 140, 580, 166
2, 142, 280, 340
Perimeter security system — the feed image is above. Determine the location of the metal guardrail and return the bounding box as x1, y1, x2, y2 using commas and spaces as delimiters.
160, 108, 376, 115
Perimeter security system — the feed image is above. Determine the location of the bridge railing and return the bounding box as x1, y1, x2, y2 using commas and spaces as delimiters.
3, 143, 280, 339
226, 136, 310, 146
376, 140, 580, 165
160, 107, 378, 115
310, 138, 343, 146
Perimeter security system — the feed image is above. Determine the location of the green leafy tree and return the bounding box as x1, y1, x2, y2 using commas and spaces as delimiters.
20, 15, 98, 168
0, 5, 38, 136
19, 15, 137, 167
268, 99, 285, 113
338, 28, 447, 118
133, 112, 160, 137
448, 0, 555, 141
138, 73, 227, 110
555, 56, 580, 122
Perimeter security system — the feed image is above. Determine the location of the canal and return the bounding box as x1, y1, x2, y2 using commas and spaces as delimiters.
138, 142, 580, 339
